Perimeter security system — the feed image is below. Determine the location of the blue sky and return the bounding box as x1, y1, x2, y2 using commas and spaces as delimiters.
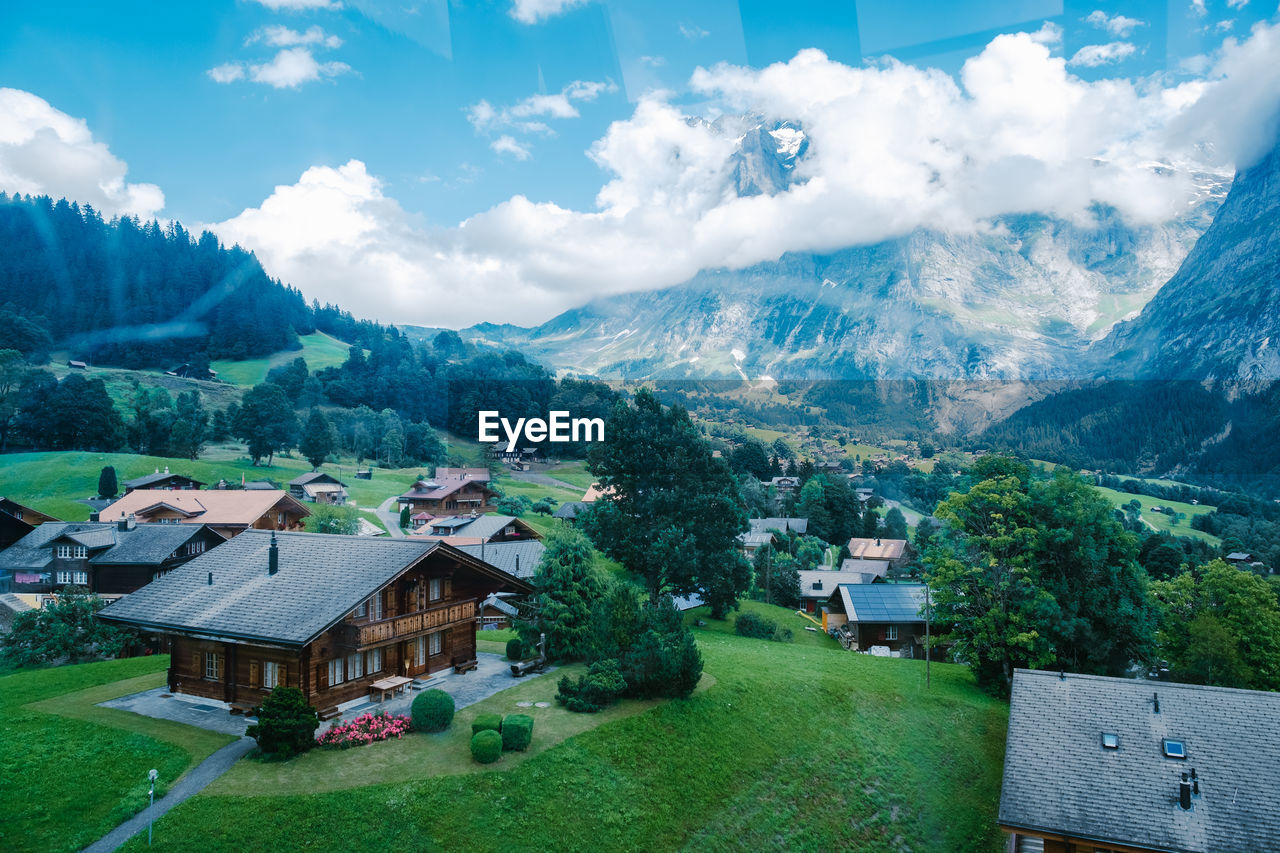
1, 1, 1277, 326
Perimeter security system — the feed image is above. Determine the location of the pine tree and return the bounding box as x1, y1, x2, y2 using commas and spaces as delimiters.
97, 465, 118, 499
530, 526, 603, 661
299, 408, 334, 470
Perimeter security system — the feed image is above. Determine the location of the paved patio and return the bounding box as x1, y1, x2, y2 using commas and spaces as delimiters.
97, 652, 554, 735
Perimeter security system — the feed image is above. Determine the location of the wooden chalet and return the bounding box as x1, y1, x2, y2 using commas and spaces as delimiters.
288, 472, 349, 505
97, 530, 534, 718
98, 489, 309, 539
1000, 670, 1280, 853
797, 565, 888, 613
844, 536, 910, 571
395, 477, 497, 518
123, 468, 206, 493
408, 513, 539, 546
0, 497, 59, 526
823, 583, 930, 657
0, 516, 224, 599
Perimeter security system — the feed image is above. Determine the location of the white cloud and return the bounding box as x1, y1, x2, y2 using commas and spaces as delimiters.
1217, 19, 1236, 32
679, 23, 709, 41
492, 136, 533, 159
1191, 0, 1207, 17
206, 63, 246, 83
251, 0, 342, 10
211, 22, 1280, 328
0, 88, 163, 219
1068, 41, 1138, 66
248, 25, 343, 49
510, 0, 589, 25
1226, 0, 1248, 8
249, 47, 351, 88
1083, 10, 1146, 37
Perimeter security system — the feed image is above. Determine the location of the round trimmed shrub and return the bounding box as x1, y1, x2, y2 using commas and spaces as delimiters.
410, 689, 455, 733
470, 729, 503, 764
501, 714, 534, 751
505, 637, 523, 660
471, 712, 502, 735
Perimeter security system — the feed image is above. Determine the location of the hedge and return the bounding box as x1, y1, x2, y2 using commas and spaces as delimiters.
410, 689, 455, 733
471, 712, 502, 735
470, 729, 503, 764
501, 714, 534, 751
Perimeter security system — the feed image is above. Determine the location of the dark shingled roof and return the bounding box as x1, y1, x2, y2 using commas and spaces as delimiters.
0, 522, 215, 569
1000, 669, 1280, 852
748, 517, 808, 535
98, 529, 532, 646
456, 540, 544, 579
552, 501, 587, 520
123, 472, 205, 489
289, 472, 346, 487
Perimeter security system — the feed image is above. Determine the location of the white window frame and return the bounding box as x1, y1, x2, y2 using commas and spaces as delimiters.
56, 544, 87, 559
205, 652, 220, 680
354, 600, 367, 619
412, 636, 426, 667
370, 593, 383, 621
429, 577, 443, 601
886, 626, 899, 641
429, 631, 442, 656
263, 661, 280, 689
188, 540, 205, 556
366, 647, 382, 674
327, 658, 344, 686
347, 652, 364, 680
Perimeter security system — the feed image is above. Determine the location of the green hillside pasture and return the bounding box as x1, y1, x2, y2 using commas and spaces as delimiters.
121, 634, 1007, 852
1, 657, 233, 853
686, 599, 840, 650
211, 332, 353, 387
1093, 486, 1220, 545
47, 364, 245, 412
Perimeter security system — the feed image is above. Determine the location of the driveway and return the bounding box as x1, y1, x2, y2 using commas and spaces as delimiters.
375, 495, 405, 538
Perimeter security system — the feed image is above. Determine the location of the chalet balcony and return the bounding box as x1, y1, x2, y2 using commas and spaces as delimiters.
337, 598, 478, 648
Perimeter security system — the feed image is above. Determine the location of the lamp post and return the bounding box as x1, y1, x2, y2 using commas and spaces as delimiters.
147, 768, 158, 845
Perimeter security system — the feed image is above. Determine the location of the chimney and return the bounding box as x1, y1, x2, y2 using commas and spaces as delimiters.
118, 514, 128, 532
89, 511, 99, 522
515, 555, 520, 574
164, 466, 169, 475
268, 533, 279, 576
876, 537, 881, 546
1153, 692, 1160, 714
1179, 773, 1192, 810
1190, 768, 1200, 796
126, 513, 136, 531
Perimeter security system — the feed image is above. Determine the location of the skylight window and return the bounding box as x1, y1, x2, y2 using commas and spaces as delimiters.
1163, 739, 1187, 759
1101, 733, 1119, 750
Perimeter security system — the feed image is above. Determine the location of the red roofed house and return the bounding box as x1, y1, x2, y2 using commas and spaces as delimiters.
98, 490, 310, 540
396, 477, 497, 519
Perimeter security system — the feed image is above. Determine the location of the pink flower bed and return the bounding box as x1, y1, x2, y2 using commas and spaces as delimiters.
317, 711, 412, 749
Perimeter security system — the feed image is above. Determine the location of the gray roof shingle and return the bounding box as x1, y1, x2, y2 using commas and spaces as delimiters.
748, 517, 808, 535
456, 540, 544, 579
1000, 669, 1280, 852
98, 530, 532, 646
0, 522, 213, 569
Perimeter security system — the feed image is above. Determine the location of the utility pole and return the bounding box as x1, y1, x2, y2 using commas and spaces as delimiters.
147, 768, 157, 845
924, 582, 931, 690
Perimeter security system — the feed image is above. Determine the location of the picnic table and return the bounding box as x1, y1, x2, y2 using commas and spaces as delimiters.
369, 675, 413, 702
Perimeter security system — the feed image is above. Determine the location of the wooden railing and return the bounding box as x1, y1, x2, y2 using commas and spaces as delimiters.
340, 599, 477, 647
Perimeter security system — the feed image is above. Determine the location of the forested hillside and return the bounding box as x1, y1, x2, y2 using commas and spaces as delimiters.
0, 193, 379, 368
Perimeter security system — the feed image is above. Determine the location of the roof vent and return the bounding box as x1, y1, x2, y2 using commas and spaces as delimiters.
1179, 773, 1192, 810
268, 532, 279, 576
207, 571, 213, 586
814, 579, 823, 590
1153, 692, 1160, 714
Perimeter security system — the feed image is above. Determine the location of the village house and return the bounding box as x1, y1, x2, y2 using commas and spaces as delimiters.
822, 583, 929, 657
97, 530, 535, 719
999, 670, 1280, 853
764, 476, 801, 494
123, 468, 206, 493
738, 517, 809, 556
581, 483, 615, 502
434, 467, 490, 482
0, 497, 59, 526
552, 501, 588, 524
460, 540, 544, 628
97, 489, 310, 539
396, 476, 498, 519
408, 514, 540, 546
845, 536, 910, 571
0, 516, 224, 600
797, 565, 888, 613
288, 472, 349, 505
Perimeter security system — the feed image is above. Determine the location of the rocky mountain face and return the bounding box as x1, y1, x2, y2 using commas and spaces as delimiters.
1094, 135, 1280, 387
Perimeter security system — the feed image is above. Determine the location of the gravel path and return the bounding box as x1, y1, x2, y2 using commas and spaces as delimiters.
81, 736, 256, 853
375, 495, 405, 538
508, 470, 581, 493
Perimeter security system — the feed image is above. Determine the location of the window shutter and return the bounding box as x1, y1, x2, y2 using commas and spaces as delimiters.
279, 663, 288, 687
444, 577, 452, 599
250, 660, 259, 686
191, 652, 199, 675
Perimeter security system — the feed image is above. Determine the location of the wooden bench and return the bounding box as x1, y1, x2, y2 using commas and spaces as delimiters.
229, 700, 258, 716
452, 656, 479, 674
369, 675, 413, 702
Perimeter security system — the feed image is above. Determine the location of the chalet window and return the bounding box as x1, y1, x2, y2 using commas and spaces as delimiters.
158, 517, 178, 524
429, 577, 443, 601
55, 570, 88, 585
55, 544, 87, 559
366, 647, 383, 674
327, 658, 344, 686
886, 626, 898, 641
278, 511, 287, 527
412, 636, 426, 667
429, 631, 442, 656
347, 652, 364, 680
354, 601, 367, 619
263, 661, 280, 689
204, 652, 220, 680
370, 593, 384, 621
187, 540, 205, 556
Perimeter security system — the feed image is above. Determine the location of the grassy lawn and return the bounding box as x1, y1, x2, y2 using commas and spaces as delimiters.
686, 599, 841, 650
211, 332, 355, 387
1093, 486, 1220, 545
0, 657, 234, 853
541, 460, 596, 489
122, 634, 1007, 852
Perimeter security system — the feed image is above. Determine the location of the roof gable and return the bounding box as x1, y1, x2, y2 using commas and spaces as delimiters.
100, 490, 309, 526
834, 583, 925, 623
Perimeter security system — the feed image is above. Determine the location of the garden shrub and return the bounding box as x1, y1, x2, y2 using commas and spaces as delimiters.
506, 637, 523, 660
246, 686, 319, 759
470, 729, 503, 764
734, 611, 778, 640
316, 712, 410, 749
471, 712, 503, 735
410, 689, 455, 733
501, 714, 534, 751
556, 658, 627, 713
